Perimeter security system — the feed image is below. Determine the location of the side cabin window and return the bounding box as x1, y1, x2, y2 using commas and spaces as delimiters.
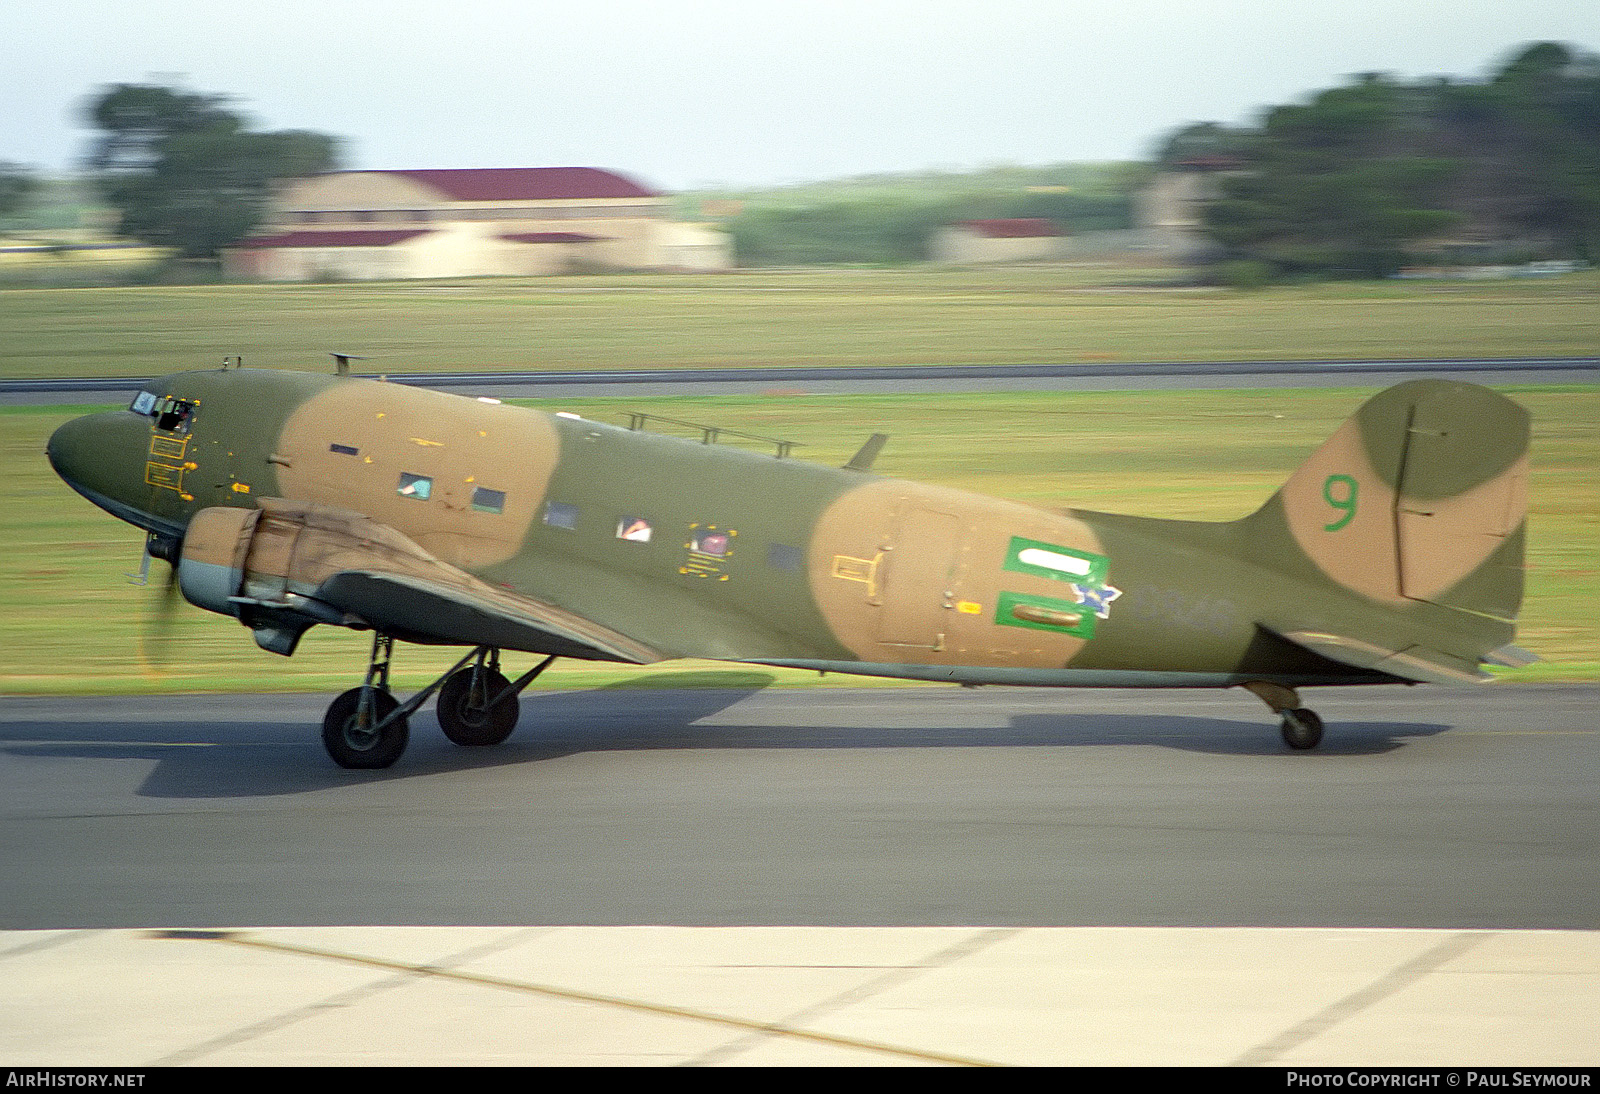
471, 487, 506, 514
543, 501, 579, 529
397, 472, 433, 500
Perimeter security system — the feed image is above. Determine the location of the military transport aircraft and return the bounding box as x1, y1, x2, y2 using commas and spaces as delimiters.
46, 361, 1532, 767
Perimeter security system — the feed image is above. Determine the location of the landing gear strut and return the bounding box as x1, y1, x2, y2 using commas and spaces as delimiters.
320, 639, 558, 768
437, 648, 516, 746
322, 634, 409, 769
1241, 681, 1325, 751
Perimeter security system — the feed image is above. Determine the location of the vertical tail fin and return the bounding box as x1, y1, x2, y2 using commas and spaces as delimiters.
1241, 380, 1530, 659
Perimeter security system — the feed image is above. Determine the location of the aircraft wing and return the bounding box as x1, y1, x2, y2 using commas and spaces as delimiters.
1269, 628, 1490, 685
178, 498, 663, 663
316, 570, 662, 663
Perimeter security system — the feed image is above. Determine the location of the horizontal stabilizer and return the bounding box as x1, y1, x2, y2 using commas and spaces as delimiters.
1274, 629, 1491, 685
1484, 644, 1540, 668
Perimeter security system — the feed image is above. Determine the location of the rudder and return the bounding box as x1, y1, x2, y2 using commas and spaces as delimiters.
1247, 380, 1529, 628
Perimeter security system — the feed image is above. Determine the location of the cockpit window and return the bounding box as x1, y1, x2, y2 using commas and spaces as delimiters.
130, 391, 158, 416
153, 397, 197, 434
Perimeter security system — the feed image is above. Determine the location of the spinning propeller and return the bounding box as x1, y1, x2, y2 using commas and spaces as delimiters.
128, 534, 183, 678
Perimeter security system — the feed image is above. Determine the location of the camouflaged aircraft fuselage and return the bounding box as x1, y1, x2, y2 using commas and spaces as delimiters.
47, 367, 1531, 693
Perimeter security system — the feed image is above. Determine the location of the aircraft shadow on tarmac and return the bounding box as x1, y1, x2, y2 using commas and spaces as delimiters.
3, 672, 1450, 800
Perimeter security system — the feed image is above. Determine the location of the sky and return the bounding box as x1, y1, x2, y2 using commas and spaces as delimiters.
7, 0, 1599, 191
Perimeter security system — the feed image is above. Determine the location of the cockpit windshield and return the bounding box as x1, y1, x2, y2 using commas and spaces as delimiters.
130, 392, 197, 434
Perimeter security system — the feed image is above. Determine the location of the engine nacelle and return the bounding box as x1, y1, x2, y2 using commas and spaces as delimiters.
177, 499, 463, 656
178, 504, 362, 655
176, 506, 255, 617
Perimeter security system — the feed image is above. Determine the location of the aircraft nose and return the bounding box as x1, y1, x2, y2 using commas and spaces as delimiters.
47, 410, 148, 508
46, 413, 97, 486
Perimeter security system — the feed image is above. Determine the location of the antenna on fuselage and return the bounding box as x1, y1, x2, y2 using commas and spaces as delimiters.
844, 433, 889, 472
331, 352, 368, 376
221, 355, 242, 370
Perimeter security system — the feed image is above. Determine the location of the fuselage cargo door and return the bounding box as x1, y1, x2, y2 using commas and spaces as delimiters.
876, 507, 963, 649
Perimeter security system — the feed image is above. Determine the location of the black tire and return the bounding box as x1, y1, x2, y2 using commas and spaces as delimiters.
436, 667, 519, 746
1280, 708, 1324, 751
322, 686, 409, 769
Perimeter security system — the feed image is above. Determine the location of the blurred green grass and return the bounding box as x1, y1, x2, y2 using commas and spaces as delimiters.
3, 385, 1593, 694
2, 267, 1596, 379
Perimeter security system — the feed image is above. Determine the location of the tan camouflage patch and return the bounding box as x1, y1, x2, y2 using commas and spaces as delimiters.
275, 381, 558, 570
1281, 417, 1405, 604
808, 478, 1107, 667
1398, 454, 1529, 603
179, 506, 256, 570
1281, 415, 1530, 608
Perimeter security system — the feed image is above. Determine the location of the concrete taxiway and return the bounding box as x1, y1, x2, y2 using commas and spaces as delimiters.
2, 684, 1595, 1064
4, 924, 1596, 1066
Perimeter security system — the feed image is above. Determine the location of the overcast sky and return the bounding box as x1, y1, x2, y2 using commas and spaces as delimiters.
7, 0, 1598, 191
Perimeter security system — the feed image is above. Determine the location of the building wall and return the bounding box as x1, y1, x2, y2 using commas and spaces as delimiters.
653, 221, 734, 271
235, 172, 731, 279
274, 173, 667, 268
1132, 169, 1240, 261
230, 243, 406, 282
931, 228, 1063, 264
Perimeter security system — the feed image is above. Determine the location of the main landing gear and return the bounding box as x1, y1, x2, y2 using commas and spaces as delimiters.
1241, 681, 1325, 751
321, 634, 558, 769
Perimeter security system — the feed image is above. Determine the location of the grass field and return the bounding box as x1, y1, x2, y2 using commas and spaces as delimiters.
2, 385, 1594, 695
2, 266, 1596, 380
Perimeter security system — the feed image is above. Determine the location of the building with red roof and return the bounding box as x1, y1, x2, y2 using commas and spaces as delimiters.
930, 218, 1068, 264
224, 168, 731, 280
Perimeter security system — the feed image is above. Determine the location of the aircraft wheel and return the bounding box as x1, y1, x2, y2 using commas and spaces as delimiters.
323, 686, 409, 769
1280, 708, 1324, 751
437, 667, 519, 746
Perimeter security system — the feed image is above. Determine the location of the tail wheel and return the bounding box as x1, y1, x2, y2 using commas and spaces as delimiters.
323, 686, 409, 768
436, 667, 519, 746
1280, 708, 1324, 751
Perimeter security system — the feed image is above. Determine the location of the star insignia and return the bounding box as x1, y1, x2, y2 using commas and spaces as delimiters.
1071, 582, 1122, 619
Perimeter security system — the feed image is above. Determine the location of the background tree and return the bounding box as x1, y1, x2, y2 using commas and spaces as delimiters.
0, 162, 40, 222
1202, 74, 1461, 277
1438, 42, 1600, 261
85, 83, 343, 259
1154, 122, 1256, 166
723, 164, 1136, 266
1174, 42, 1600, 277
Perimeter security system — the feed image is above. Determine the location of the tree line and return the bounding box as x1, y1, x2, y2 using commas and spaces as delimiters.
1170, 41, 1600, 279
3, 42, 1594, 278
719, 166, 1138, 266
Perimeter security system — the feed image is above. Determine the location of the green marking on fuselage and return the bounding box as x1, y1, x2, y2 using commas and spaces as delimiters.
995, 590, 1096, 638
1001, 536, 1107, 586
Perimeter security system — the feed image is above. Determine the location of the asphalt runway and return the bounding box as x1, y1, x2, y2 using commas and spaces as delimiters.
5, 355, 1597, 404
3, 683, 1595, 932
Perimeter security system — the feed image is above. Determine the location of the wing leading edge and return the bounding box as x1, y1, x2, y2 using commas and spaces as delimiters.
317, 570, 657, 663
